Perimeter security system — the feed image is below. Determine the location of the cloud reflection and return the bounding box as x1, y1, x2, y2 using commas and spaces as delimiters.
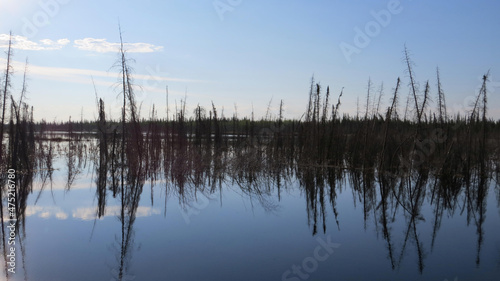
72, 206, 161, 221
21, 205, 160, 221
24, 205, 68, 220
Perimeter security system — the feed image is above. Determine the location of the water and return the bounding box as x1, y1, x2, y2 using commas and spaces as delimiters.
2, 135, 500, 281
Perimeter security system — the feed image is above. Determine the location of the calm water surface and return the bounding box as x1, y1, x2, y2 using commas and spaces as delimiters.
3, 138, 500, 281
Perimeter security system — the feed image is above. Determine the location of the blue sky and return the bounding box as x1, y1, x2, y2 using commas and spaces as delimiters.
1, 0, 499, 121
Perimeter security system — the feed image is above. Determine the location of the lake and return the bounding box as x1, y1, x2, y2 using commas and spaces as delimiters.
2, 131, 499, 281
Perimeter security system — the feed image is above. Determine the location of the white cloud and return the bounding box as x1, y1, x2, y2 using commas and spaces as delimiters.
0, 34, 162, 53
20, 205, 159, 221
0, 34, 70, 50
55, 212, 69, 220
74, 37, 164, 53
23, 205, 69, 220
72, 206, 161, 221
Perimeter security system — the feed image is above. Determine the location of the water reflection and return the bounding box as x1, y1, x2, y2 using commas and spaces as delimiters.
0, 102, 35, 281
1, 123, 499, 279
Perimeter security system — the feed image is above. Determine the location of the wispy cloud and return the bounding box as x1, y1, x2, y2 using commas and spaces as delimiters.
0, 34, 70, 50
74, 37, 164, 53
0, 58, 203, 86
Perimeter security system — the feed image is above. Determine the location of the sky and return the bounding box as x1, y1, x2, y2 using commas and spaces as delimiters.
0, 0, 499, 122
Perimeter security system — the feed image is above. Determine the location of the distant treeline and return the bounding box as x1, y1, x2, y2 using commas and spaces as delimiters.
3, 113, 500, 134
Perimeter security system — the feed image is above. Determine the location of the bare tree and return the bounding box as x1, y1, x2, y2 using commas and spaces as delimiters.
436, 67, 447, 123
403, 46, 421, 123
0, 31, 13, 162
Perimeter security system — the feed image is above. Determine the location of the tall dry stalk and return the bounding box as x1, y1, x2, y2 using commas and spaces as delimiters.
364, 78, 372, 120
421, 81, 430, 122
118, 25, 127, 214
96, 97, 107, 217
306, 76, 315, 122
375, 82, 384, 118
480, 71, 489, 124
379, 77, 400, 170
0, 32, 13, 163
331, 88, 343, 121
436, 67, 447, 123
403, 46, 420, 123
479, 71, 489, 177
322, 86, 330, 123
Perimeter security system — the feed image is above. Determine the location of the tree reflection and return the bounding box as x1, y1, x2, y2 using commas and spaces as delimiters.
0, 111, 498, 278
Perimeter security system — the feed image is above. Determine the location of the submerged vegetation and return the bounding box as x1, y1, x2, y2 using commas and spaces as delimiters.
1, 31, 500, 278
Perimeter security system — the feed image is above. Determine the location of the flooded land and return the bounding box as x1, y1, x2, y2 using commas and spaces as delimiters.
0, 35, 499, 280
1, 86, 500, 280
